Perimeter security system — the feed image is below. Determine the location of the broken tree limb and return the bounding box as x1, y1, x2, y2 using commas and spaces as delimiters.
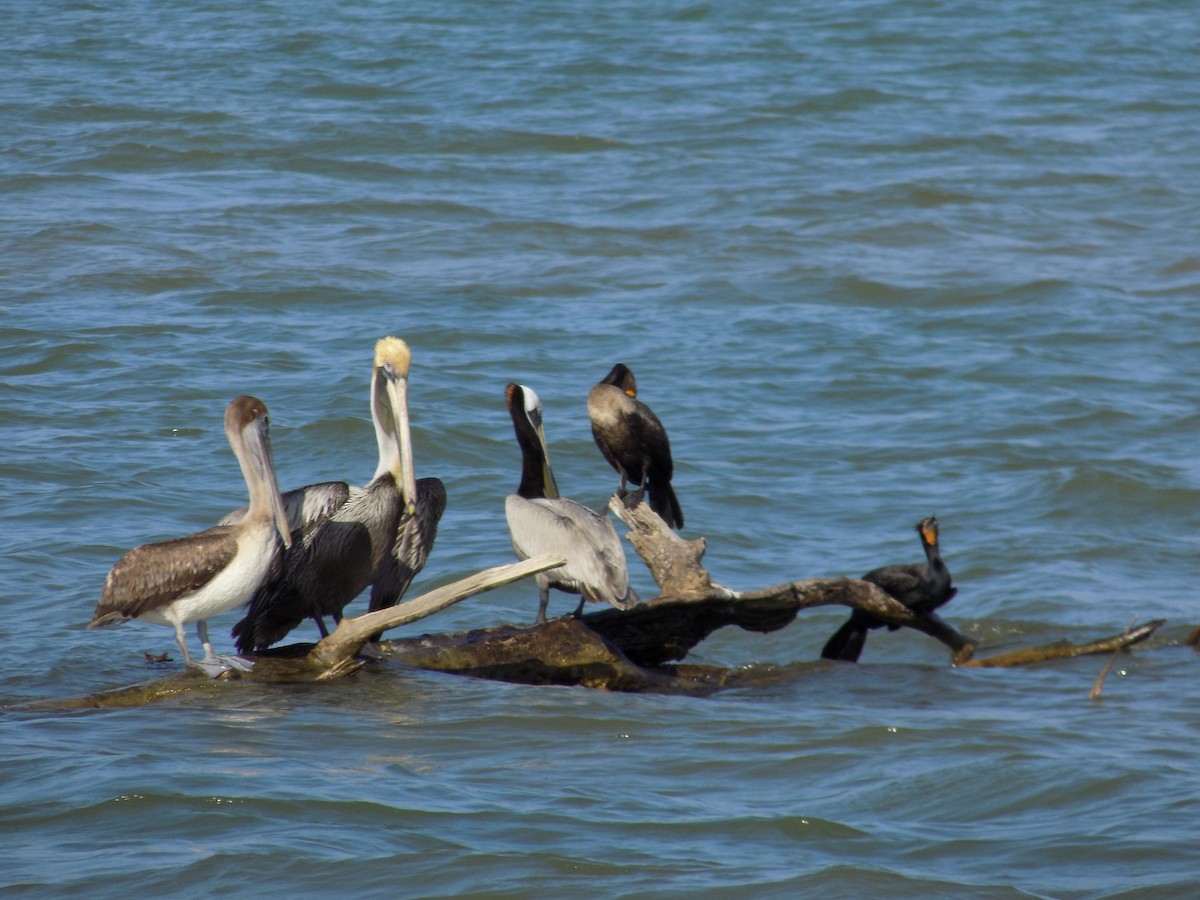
307, 553, 566, 669
381, 617, 792, 695
1089, 617, 1136, 702
605, 495, 976, 661
608, 496, 736, 599
376, 576, 974, 688
582, 578, 972, 667
24, 493, 1170, 705
366, 498, 983, 689
959, 619, 1165, 669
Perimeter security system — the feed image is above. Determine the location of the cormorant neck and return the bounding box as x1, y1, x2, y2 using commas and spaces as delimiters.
922, 537, 945, 574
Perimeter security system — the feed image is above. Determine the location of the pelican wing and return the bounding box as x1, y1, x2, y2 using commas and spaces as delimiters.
220, 481, 351, 535
506, 495, 634, 608
369, 477, 447, 613
91, 527, 238, 625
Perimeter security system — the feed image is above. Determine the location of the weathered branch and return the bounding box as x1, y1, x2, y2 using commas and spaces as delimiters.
23, 493, 1170, 706
607, 496, 976, 661
380, 617, 795, 695
608, 496, 735, 599
959, 619, 1164, 668
307, 553, 566, 669
366, 500, 977, 689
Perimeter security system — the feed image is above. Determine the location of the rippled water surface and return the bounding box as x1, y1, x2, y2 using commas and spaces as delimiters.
3, 1, 1199, 896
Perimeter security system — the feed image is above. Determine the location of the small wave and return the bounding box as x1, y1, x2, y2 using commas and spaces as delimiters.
762, 87, 911, 116
446, 130, 630, 155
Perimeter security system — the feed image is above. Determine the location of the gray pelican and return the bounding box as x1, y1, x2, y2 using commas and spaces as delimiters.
229, 337, 446, 653
505, 382, 638, 624
89, 395, 292, 676
587, 363, 683, 528
821, 516, 957, 662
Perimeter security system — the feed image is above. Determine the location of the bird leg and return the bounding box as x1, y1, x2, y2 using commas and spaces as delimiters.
191, 620, 253, 677
614, 467, 631, 501
535, 584, 551, 625
312, 614, 331, 638
572, 596, 587, 618
621, 471, 648, 510
172, 622, 195, 667
613, 465, 647, 509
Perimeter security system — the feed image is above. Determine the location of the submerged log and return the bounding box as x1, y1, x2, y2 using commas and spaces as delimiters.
23, 554, 566, 710
376, 598, 1166, 691
371, 497, 978, 690
384, 618, 801, 695
373, 501, 1166, 688
24, 497, 1169, 707
959, 619, 1165, 669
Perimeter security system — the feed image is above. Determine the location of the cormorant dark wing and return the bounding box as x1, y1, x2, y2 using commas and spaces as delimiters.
862, 563, 924, 604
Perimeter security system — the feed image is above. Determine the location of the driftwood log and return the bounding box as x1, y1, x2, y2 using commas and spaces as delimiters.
35, 554, 567, 710
25, 496, 1171, 710
371, 500, 1163, 691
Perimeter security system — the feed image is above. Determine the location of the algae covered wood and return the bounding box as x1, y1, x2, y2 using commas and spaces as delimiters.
26, 497, 1173, 708
957, 619, 1165, 668
27, 554, 566, 710
371, 499, 1165, 689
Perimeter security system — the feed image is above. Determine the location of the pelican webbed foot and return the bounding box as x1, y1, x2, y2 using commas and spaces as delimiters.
359, 641, 387, 660
188, 654, 254, 678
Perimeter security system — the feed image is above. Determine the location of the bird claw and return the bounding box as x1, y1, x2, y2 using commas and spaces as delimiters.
619, 489, 645, 510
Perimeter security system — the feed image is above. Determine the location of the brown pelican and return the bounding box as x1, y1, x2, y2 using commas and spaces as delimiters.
229, 337, 446, 653
89, 395, 292, 676
587, 363, 683, 528
821, 516, 957, 662
505, 382, 638, 624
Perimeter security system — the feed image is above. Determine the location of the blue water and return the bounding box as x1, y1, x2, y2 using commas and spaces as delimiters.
3, 1, 1200, 896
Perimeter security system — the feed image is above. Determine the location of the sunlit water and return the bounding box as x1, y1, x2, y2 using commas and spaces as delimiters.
3, 1, 1199, 896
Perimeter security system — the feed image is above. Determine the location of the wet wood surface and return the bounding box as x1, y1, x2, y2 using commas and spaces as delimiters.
23, 499, 1173, 708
